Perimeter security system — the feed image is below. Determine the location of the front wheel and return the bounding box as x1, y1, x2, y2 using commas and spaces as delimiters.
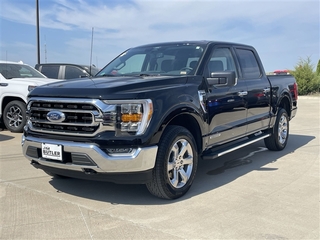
146, 125, 198, 199
3, 100, 26, 133
264, 108, 289, 151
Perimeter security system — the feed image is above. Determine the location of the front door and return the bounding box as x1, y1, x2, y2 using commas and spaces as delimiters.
205, 47, 248, 147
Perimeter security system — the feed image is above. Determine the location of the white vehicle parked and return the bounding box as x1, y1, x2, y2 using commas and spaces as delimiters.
0, 61, 61, 132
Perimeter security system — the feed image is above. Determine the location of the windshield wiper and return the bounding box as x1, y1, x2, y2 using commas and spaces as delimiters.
98, 73, 156, 78
99, 74, 117, 77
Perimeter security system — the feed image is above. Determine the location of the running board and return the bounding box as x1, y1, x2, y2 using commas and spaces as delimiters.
202, 133, 271, 160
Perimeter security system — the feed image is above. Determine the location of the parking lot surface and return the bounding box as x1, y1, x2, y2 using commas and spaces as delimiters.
0, 96, 319, 239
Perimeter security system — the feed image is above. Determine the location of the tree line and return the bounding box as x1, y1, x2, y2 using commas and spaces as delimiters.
289, 57, 320, 95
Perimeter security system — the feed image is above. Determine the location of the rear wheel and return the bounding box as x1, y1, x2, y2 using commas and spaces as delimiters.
146, 125, 198, 199
3, 100, 26, 133
264, 108, 289, 151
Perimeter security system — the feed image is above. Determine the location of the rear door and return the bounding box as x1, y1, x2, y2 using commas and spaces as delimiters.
234, 47, 272, 135
205, 46, 248, 147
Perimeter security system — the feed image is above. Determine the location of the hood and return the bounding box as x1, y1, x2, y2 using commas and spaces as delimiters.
29, 75, 188, 99
8, 77, 62, 86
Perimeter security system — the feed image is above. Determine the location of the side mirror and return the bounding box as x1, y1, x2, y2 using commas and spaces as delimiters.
114, 62, 126, 70
207, 71, 236, 86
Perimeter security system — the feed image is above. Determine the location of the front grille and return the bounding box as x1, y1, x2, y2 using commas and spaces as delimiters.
28, 98, 106, 136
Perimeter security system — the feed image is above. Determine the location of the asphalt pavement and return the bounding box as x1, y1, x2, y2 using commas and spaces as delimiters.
0, 96, 319, 239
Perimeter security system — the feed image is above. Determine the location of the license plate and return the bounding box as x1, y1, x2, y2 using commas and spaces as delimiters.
42, 143, 62, 161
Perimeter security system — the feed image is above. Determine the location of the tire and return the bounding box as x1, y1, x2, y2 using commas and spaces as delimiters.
264, 108, 289, 151
146, 125, 198, 199
3, 100, 27, 133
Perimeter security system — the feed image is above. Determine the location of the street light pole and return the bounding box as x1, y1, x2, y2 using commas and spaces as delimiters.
36, 0, 40, 64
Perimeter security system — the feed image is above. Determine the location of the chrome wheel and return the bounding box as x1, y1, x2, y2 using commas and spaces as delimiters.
264, 108, 289, 151
6, 105, 23, 128
278, 114, 288, 144
167, 138, 194, 189
3, 100, 26, 133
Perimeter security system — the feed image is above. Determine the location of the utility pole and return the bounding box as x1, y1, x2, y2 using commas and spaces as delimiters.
44, 35, 47, 63
89, 27, 94, 75
36, 0, 40, 64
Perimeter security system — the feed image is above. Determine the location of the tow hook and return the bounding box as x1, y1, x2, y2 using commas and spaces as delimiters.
83, 168, 97, 175
31, 160, 40, 168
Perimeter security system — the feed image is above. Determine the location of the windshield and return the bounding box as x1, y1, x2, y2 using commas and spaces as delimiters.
96, 43, 205, 77
0, 63, 45, 79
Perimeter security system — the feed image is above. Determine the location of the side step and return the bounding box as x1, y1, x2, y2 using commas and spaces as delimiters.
202, 133, 271, 160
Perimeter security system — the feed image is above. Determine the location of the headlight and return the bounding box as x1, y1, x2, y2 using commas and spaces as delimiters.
28, 85, 37, 92
102, 99, 153, 136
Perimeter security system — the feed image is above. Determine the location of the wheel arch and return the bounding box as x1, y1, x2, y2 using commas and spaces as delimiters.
168, 114, 202, 153
277, 92, 292, 118
151, 106, 205, 155
1, 96, 26, 118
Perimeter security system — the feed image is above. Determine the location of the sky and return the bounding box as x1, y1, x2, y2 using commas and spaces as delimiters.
0, 0, 319, 72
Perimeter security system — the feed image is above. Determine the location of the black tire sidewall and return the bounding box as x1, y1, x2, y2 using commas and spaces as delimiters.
3, 100, 26, 133
158, 126, 198, 198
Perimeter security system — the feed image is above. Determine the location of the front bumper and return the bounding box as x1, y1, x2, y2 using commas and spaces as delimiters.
22, 135, 158, 183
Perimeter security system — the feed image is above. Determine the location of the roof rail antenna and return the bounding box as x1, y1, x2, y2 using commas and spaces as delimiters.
89, 27, 94, 78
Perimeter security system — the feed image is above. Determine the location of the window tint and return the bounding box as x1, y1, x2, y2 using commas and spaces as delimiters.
206, 48, 236, 77
41, 65, 59, 79
65, 66, 87, 79
236, 49, 261, 79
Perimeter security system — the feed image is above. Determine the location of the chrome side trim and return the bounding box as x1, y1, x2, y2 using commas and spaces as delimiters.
198, 90, 207, 113
217, 134, 270, 157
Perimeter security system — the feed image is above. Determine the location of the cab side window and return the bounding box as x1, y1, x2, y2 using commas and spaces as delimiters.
206, 48, 237, 78
65, 66, 87, 79
235, 48, 261, 79
41, 65, 59, 79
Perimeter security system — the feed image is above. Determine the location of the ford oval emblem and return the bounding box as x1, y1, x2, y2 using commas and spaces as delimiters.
46, 111, 66, 123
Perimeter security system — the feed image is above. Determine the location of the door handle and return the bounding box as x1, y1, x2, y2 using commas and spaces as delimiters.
0, 83, 8, 87
238, 91, 248, 97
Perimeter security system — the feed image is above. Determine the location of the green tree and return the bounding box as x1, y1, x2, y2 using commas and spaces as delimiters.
290, 57, 320, 95
316, 60, 320, 76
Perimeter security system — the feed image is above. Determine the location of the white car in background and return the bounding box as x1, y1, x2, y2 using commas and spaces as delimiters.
0, 61, 61, 132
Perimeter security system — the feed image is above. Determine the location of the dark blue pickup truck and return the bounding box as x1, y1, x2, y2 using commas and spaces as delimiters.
22, 41, 298, 199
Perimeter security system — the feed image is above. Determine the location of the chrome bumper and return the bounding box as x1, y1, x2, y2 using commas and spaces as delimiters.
21, 135, 158, 173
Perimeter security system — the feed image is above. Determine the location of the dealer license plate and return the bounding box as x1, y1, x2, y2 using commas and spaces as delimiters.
42, 143, 62, 161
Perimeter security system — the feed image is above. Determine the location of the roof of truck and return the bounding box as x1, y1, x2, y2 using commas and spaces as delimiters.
135, 40, 252, 48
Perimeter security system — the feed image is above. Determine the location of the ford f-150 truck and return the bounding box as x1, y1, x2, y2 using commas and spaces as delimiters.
21, 41, 298, 199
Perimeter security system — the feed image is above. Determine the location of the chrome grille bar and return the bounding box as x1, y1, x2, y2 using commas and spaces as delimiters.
27, 97, 115, 136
